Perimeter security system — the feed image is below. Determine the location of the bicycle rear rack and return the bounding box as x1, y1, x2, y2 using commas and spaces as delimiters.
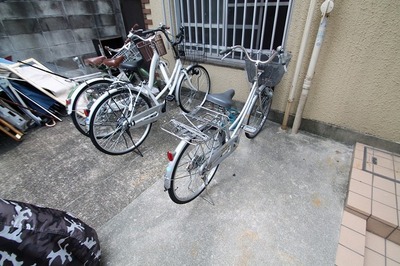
161, 106, 228, 144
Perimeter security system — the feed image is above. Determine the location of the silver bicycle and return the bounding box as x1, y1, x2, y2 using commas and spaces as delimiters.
87, 25, 211, 155
162, 45, 291, 204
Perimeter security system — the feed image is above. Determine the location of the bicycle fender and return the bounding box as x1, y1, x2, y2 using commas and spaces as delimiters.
86, 87, 120, 123
67, 77, 113, 114
174, 64, 195, 100
164, 139, 187, 190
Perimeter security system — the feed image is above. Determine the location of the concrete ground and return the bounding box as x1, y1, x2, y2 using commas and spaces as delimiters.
0, 104, 353, 265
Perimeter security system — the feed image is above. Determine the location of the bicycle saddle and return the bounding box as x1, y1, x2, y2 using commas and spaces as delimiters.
102, 56, 125, 68
120, 58, 144, 71
206, 89, 235, 108
84, 56, 107, 67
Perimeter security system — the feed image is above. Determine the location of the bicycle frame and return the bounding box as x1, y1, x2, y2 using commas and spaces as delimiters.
123, 40, 197, 129
164, 74, 263, 190
206, 81, 262, 167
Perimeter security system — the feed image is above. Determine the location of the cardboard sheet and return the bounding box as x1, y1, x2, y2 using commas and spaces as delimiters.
0, 58, 74, 106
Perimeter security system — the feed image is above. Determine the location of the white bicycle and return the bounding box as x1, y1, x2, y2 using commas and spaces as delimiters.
66, 27, 146, 136
87, 24, 211, 155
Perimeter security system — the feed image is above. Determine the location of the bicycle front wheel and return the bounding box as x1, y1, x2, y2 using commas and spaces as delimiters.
168, 127, 224, 204
245, 86, 273, 139
71, 80, 112, 136
177, 65, 210, 113
89, 87, 152, 155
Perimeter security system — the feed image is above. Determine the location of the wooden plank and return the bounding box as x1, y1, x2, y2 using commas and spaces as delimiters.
0, 117, 23, 141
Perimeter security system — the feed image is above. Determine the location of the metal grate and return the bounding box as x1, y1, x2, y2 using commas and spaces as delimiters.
363, 146, 399, 183
164, 0, 294, 61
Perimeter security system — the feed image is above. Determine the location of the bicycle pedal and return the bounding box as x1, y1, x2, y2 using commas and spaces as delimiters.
243, 125, 256, 134
166, 95, 175, 101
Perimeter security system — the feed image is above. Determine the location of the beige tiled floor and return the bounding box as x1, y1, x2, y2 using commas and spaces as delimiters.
336, 143, 400, 265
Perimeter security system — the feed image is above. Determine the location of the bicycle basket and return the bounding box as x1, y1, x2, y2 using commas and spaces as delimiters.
178, 44, 207, 64
113, 42, 142, 63
154, 34, 167, 56
137, 34, 167, 62
245, 51, 292, 87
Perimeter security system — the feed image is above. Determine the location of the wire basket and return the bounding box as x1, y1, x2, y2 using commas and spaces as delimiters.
245, 51, 292, 87
178, 44, 207, 64
161, 106, 228, 143
113, 42, 142, 63
137, 34, 167, 62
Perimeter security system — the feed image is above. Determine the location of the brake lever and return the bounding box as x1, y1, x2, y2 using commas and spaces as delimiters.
221, 51, 232, 61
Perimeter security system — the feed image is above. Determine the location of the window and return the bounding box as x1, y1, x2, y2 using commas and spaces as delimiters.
165, 0, 293, 62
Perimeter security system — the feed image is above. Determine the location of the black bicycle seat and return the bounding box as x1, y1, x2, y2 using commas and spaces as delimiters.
206, 89, 235, 108
120, 58, 144, 71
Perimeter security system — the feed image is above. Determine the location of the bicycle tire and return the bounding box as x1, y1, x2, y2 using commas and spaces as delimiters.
177, 65, 210, 113
70, 80, 113, 136
89, 87, 152, 155
245, 86, 273, 139
168, 127, 225, 204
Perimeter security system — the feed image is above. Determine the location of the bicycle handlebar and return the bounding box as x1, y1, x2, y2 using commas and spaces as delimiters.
139, 24, 184, 46
105, 24, 185, 56
220, 45, 283, 64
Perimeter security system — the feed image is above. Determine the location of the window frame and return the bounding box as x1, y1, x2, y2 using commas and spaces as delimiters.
163, 0, 294, 67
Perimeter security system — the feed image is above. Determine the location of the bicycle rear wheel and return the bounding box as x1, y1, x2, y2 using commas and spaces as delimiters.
70, 80, 112, 136
245, 86, 273, 139
168, 127, 224, 204
177, 65, 210, 113
89, 87, 152, 155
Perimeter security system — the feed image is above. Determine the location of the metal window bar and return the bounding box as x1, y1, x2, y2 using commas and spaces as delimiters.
208, 0, 212, 55
270, 0, 280, 50
260, 0, 269, 51
255, 3, 263, 49
282, 0, 293, 47
231, 0, 238, 59
171, 0, 293, 60
240, 0, 248, 60
223, 0, 228, 52
186, 0, 192, 51
250, 1, 258, 53
201, 0, 206, 51
194, 0, 198, 47
216, 0, 220, 54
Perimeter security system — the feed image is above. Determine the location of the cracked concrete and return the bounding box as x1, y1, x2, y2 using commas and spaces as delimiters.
0, 103, 353, 265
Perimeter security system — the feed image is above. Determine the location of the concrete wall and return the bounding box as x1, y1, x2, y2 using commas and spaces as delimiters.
147, 0, 400, 145
0, 0, 125, 72
278, 0, 400, 145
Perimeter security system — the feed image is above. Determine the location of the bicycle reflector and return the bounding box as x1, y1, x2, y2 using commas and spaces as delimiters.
167, 151, 174, 161
66, 99, 71, 106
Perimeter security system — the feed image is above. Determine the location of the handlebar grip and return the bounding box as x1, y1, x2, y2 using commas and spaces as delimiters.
142, 24, 170, 36
142, 29, 155, 35
131, 24, 140, 31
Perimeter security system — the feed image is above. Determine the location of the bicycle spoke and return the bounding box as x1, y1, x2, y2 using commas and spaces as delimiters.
168, 127, 224, 204
89, 89, 152, 155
